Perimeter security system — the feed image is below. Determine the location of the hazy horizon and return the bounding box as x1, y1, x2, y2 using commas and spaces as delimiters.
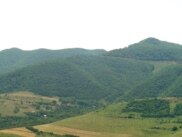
0, 0, 182, 51
1, 37, 182, 52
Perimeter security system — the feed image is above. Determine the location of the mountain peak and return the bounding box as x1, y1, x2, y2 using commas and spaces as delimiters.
140, 37, 161, 45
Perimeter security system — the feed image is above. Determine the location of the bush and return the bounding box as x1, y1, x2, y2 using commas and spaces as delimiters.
171, 126, 178, 131
123, 99, 170, 117
26, 126, 39, 133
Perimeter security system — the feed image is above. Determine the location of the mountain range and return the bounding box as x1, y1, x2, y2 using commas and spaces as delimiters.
0, 37, 182, 103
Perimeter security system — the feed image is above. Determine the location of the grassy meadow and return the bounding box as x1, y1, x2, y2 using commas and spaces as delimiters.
2, 97, 182, 137
35, 102, 182, 137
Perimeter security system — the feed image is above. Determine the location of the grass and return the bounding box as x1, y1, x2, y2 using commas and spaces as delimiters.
0, 91, 60, 116
34, 102, 182, 137
3, 99, 182, 137
0, 133, 21, 137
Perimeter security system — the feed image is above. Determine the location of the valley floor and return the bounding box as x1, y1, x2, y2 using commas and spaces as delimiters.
2, 102, 182, 137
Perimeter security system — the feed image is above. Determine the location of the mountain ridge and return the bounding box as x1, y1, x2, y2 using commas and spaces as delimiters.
0, 37, 182, 102
107, 37, 182, 61
0, 48, 106, 75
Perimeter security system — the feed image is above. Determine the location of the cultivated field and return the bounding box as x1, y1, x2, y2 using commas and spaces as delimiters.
0, 128, 35, 137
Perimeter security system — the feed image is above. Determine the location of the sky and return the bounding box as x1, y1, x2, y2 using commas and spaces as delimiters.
0, 0, 182, 51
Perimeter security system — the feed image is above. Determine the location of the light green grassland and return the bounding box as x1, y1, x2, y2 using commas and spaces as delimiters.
36, 102, 182, 137
3, 95, 182, 137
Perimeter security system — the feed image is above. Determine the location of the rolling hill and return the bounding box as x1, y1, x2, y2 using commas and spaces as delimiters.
107, 38, 182, 61
0, 38, 182, 102
1, 38, 182, 137
0, 56, 154, 102
0, 48, 106, 75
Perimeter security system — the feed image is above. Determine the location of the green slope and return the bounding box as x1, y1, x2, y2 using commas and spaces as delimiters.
36, 100, 182, 137
107, 37, 182, 61
125, 64, 182, 99
0, 56, 153, 101
0, 48, 106, 75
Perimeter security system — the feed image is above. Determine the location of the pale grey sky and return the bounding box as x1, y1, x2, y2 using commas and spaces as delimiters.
0, 0, 182, 51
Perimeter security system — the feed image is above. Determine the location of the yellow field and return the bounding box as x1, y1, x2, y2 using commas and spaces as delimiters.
0, 128, 35, 137
36, 124, 131, 137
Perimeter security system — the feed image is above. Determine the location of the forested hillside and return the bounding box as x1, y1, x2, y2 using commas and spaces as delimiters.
0, 48, 106, 75
107, 38, 182, 61
125, 64, 182, 99
0, 56, 153, 102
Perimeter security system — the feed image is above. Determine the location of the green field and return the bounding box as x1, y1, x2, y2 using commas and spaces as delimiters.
35, 102, 182, 137
2, 95, 182, 137
0, 133, 21, 137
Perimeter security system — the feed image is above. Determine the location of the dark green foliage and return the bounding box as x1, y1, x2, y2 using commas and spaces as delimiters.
171, 126, 178, 131
123, 99, 170, 117
26, 126, 79, 137
0, 102, 93, 130
0, 48, 106, 75
174, 103, 182, 115
125, 64, 182, 99
26, 126, 39, 133
107, 38, 182, 61
0, 56, 153, 102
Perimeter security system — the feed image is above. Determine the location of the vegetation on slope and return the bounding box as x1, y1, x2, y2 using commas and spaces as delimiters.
0, 91, 60, 117
36, 100, 182, 137
0, 91, 97, 130
125, 64, 182, 99
26, 126, 78, 137
107, 37, 182, 61
123, 99, 170, 117
0, 56, 154, 102
0, 48, 106, 75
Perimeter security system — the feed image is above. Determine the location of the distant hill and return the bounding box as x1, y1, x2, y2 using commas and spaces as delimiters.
1, 38, 182, 102
0, 56, 153, 101
107, 38, 182, 61
0, 48, 106, 75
